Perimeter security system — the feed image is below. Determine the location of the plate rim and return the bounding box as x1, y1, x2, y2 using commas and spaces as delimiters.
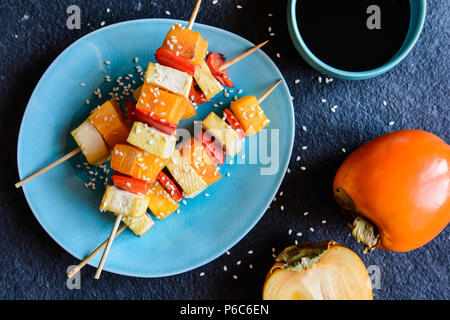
17, 18, 295, 277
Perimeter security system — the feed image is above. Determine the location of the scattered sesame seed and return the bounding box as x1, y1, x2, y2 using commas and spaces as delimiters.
388, 121, 395, 126
295, 79, 300, 84
80, 82, 85, 87
318, 76, 322, 83
309, 227, 315, 232
322, 220, 327, 224
105, 61, 110, 65
100, 21, 105, 27
296, 156, 301, 161
199, 272, 205, 276
204, 193, 210, 197
223, 265, 227, 271
236, 5, 242, 9
321, 99, 327, 103
382, 100, 387, 106
302, 125, 307, 132
212, 0, 218, 4
288, 229, 292, 235
233, 275, 238, 279
226, 251, 231, 255
302, 146, 307, 150
226, 172, 230, 177
280, 205, 285, 211
248, 250, 253, 254
249, 264, 253, 269
276, 52, 281, 58
106, 8, 111, 13
236, 260, 241, 265
165, 10, 171, 15
300, 166, 306, 171
296, 232, 302, 237
342, 148, 347, 153
304, 211, 309, 216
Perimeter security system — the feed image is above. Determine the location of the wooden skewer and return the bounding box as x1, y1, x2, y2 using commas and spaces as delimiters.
94, 214, 123, 279
187, 0, 202, 30
67, 224, 127, 278
218, 40, 270, 72
15, 147, 81, 189
258, 80, 283, 104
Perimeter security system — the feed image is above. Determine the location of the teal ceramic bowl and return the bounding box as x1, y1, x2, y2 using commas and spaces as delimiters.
287, 0, 426, 80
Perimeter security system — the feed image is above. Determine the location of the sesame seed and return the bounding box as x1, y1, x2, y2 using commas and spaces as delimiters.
296, 156, 301, 161
236, 260, 241, 265
100, 21, 105, 27
302, 125, 307, 132
233, 275, 238, 279
304, 211, 309, 216
223, 265, 227, 271
80, 82, 85, 87
199, 272, 205, 276
276, 52, 281, 58
280, 205, 284, 211
165, 10, 171, 15
295, 79, 300, 84
321, 99, 327, 103
204, 193, 210, 197
296, 232, 302, 237
248, 250, 253, 254
288, 229, 292, 235
302, 146, 307, 150
226, 251, 231, 255
213, 0, 218, 4
236, 5, 242, 9
300, 166, 306, 171
322, 220, 327, 224
382, 100, 387, 106
309, 227, 315, 232
342, 148, 347, 153
388, 121, 395, 126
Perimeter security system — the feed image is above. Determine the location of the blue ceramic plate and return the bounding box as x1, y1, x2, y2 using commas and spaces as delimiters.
17, 19, 294, 277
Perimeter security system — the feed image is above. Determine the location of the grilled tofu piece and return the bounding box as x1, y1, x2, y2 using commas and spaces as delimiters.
145, 62, 192, 99
71, 119, 110, 166
127, 122, 176, 159
100, 185, 149, 217
165, 150, 207, 198
202, 112, 242, 157
121, 213, 155, 236
193, 60, 223, 99
88, 99, 130, 148
147, 182, 180, 220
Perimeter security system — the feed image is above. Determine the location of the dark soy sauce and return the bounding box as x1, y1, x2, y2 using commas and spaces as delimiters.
296, 0, 410, 71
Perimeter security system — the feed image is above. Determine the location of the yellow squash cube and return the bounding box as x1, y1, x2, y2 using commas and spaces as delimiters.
193, 60, 223, 99
147, 182, 180, 220
121, 213, 155, 236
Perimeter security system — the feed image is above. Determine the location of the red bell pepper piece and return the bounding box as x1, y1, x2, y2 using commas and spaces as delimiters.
134, 107, 177, 136
111, 173, 152, 195
223, 108, 246, 140
157, 171, 184, 201
155, 47, 196, 76
189, 82, 210, 105
201, 130, 225, 165
125, 100, 137, 124
206, 52, 234, 88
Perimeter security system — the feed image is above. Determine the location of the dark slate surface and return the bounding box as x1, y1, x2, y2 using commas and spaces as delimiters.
0, 0, 449, 300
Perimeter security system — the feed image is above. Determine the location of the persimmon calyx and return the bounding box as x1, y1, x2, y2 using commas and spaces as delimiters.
273, 241, 337, 272
334, 187, 380, 253
352, 216, 380, 254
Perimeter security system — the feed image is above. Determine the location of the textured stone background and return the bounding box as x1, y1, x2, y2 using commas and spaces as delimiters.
0, 0, 448, 299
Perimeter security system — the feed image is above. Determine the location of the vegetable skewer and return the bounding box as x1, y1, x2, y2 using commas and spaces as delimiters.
67, 224, 127, 279
187, 0, 202, 30
68, 80, 282, 277
94, 214, 122, 279
15, 41, 268, 189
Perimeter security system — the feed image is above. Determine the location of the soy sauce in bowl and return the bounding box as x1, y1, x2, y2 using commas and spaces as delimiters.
296, 0, 410, 72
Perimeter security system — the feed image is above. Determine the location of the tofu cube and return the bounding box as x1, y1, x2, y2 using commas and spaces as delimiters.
121, 213, 154, 236
193, 60, 223, 99
100, 185, 149, 217
165, 150, 207, 198
202, 112, 242, 157
127, 122, 177, 159
71, 119, 110, 166
145, 62, 192, 98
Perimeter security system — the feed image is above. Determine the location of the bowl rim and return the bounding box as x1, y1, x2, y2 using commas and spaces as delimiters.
287, 0, 427, 80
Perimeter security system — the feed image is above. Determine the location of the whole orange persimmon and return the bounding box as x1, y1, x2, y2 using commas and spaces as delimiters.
333, 129, 450, 252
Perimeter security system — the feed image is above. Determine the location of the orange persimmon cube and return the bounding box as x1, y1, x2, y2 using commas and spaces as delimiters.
230, 96, 270, 136
146, 182, 180, 220
88, 100, 130, 148
162, 24, 209, 65
136, 83, 187, 125
180, 137, 221, 186
135, 84, 195, 120
110, 144, 168, 183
